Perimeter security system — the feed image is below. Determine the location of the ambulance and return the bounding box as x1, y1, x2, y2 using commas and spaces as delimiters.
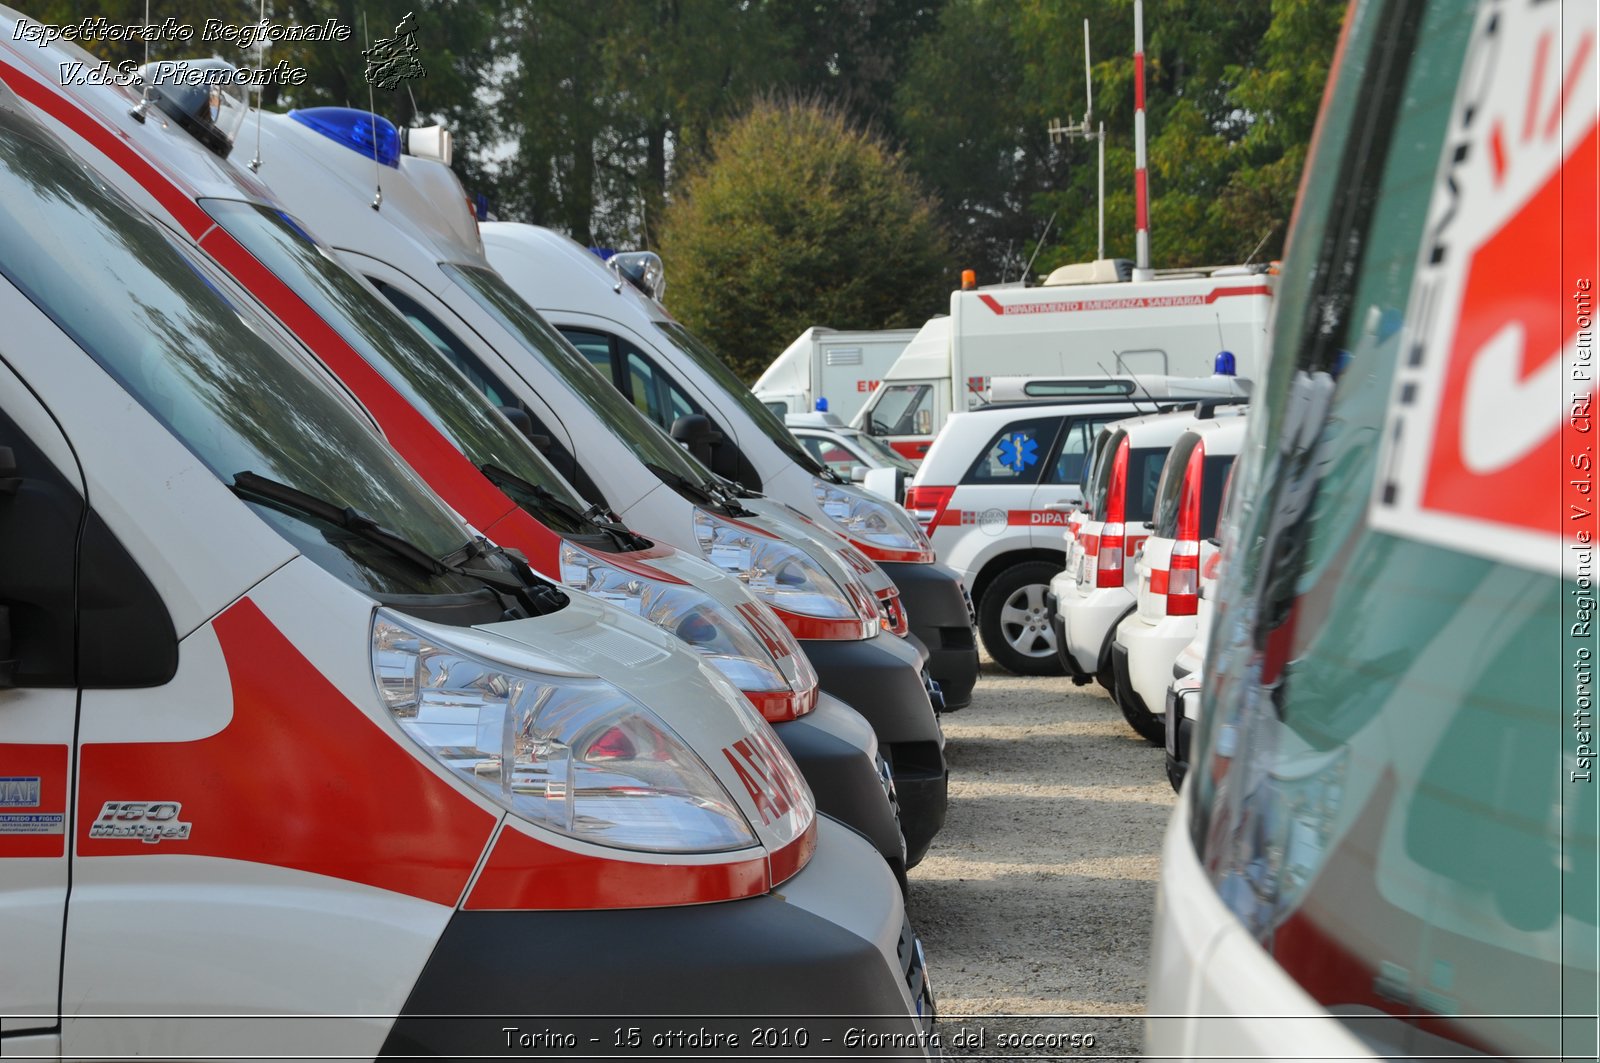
0, 81, 931, 1058
0, 38, 913, 880
204, 104, 950, 864
852, 265, 1273, 461
754, 325, 919, 422
1148, 0, 1598, 1058
478, 224, 982, 713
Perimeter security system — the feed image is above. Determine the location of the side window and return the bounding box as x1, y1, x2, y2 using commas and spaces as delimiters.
617, 337, 699, 431
374, 286, 612, 510
377, 283, 516, 408
962, 417, 1062, 486
556, 328, 618, 382
798, 434, 856, 476
0, 406, 176, 688
1044, 418, 1109, 486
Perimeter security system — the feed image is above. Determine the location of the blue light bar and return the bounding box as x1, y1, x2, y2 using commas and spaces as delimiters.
289, 107, 400, 168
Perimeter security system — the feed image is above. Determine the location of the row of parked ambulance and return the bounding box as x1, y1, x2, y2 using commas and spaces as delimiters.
890, 0, 1599, 1058
0, 10, 992, 1056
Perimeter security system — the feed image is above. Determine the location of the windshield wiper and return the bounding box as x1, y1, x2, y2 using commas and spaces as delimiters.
232, 471, 567, 616
232, 471, 448, 576
480, 463, 650, 551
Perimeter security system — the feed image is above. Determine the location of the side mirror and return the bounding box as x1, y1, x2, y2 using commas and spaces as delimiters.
670, 414, 725, 468
499, 406, 535, 439
849, 465, 868, 483
670, 414, 722, 446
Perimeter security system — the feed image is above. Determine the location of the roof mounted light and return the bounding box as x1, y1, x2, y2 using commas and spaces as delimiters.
1214, 350, 1237, 376
402, 124, 452, 166
609, 251, 666, 302
290, 106, 400, 168
135, 59, 249, 158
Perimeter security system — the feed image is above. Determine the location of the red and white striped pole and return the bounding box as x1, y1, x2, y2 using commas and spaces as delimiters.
1132, 0, 1152, 279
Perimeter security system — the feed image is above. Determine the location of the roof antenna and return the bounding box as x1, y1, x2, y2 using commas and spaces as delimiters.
1019, 209, 1058, 284
364, 10, 383, 210
1099, 358, 1154, 417
129, 0, 152, 122
1242, 226, 1272, 268
247, 0, 266, 171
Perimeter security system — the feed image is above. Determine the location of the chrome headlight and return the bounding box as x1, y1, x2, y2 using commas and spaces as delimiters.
372, 611, 757, 853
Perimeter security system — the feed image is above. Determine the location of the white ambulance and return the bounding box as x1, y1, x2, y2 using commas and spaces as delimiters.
853, 265, 1273, 460
0, 34, 923, 883
754, 325, 919, 422
1149, 0, 1598, 1057
0, 84, 930, 1057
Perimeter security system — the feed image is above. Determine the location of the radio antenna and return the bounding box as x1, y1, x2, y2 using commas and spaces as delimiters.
1099, 358, 1154, 418
362, 12, 384, 209
1243, 227, 1273, 267
1020, 209, 1058, 284
247, 0, 266, 170
130, 0, 152, 121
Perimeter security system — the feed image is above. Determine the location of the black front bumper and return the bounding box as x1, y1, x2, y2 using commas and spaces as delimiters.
879, 561, 979, 710
775, 696, 906, 883
800, 635, 946, 868
381, 843, 934, 1057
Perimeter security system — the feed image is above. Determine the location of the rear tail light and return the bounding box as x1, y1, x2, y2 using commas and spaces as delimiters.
1167, 541, 1201, 616
1157, 441, 1207, 616
904, 485, 954, 534
1095, 441, 1129, 588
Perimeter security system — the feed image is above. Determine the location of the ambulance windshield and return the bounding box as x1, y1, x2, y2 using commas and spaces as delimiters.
0, 103, 482, 598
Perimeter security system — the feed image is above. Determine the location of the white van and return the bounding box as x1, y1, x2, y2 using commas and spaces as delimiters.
0, 86, 930, 1055
755, 325, 919, 422
479, 224, 982, 712
194, 106, 949, 865
0, 37, 923, 882
853, 268, 1272, 460
1148, 0, 1598, 1057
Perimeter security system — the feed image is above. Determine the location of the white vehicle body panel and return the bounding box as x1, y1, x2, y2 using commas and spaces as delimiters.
754, 326, 918, 422
855, 273, 1271, 455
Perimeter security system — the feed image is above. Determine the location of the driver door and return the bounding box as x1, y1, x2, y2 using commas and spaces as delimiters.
0, 361, 80, 1045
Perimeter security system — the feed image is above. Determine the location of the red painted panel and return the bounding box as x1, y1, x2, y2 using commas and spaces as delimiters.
0, 744, 69, 859
465, 823, 770, 911
77, 599, 496, 906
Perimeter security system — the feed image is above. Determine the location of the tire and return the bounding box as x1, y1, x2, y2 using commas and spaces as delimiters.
977, 561, 1068, 676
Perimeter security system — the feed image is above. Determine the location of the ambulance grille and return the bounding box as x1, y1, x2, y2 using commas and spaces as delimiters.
574, 628, 670, 668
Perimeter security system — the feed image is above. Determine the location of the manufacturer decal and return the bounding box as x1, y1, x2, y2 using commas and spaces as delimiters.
0, 776, 40, 806
88, 801, 192, 844
0, 776, 62, 836
1372, 2, 1597, 573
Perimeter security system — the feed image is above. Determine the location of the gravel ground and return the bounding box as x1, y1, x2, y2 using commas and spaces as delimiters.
907, 653, 1176, 1060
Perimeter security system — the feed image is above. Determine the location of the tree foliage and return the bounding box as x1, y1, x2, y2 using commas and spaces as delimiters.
896, 0, 1344, 280
25, 0, 1342, 329
658, 97, 949, 380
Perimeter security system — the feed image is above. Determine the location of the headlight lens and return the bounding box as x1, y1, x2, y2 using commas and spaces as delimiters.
692, 508, 879, 639
372, 611, 757, 853
813, 478, 936, 563
559, 542, 789, 695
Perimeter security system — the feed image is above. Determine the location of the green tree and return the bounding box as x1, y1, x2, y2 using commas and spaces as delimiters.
496, 0, 790, 247
897, 0, 1342, 279
659, 96, 950, 381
